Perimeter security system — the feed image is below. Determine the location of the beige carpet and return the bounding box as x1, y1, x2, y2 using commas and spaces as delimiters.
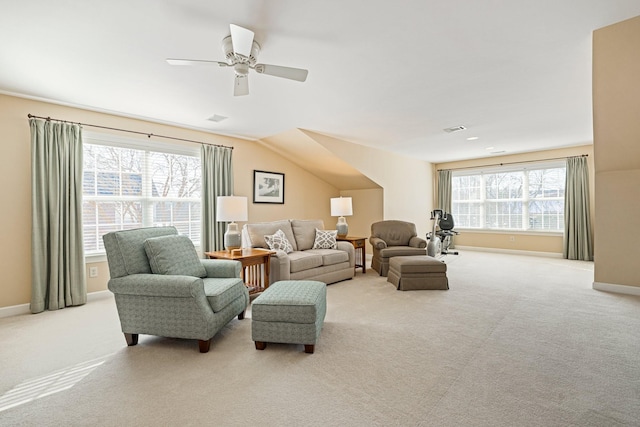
1, 251, 639, 426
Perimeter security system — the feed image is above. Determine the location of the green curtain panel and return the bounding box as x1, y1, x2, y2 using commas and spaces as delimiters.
201, 144, 234, 252
437, 169, 452, 213
564, 156, 593, 261
30, 118, 86, 313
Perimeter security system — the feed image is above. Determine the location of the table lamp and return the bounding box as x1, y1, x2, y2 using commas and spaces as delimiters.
216, 196, 248, 251
330, 197, 353, 238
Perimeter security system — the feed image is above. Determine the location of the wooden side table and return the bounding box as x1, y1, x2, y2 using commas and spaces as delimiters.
205, 248, 275, 294
336, 236, 366, 274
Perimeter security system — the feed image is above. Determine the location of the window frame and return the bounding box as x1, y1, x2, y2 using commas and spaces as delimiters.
82, 132, 201, 262
450, 161, 566, 235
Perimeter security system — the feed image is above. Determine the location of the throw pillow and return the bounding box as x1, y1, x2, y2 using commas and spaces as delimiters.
144, 234, 207, 278
312, 228, 337, 249
264, 229, 294, 253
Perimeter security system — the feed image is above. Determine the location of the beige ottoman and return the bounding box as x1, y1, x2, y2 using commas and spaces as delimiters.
387, 255, 448, 290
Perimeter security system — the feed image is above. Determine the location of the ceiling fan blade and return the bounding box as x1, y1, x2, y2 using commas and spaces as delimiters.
254, 64, 308, 82
167, 58, 227, 67
229, 24, 254, 57
234, 75, 249, 96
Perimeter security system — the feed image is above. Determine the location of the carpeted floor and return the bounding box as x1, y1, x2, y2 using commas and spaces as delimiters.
0, 251, 639, 426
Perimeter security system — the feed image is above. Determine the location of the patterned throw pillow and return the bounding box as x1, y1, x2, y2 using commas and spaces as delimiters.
264, 229, 294, 253
312, 228, 337, 249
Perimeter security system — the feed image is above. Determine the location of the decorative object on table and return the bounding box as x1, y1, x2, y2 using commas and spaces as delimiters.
330, 197, 353, 237
216, 196, 248, 251
253, 170, 285, 204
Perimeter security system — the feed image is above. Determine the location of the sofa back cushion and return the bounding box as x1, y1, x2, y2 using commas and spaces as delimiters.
370, 220, 417, 247
291, 219, 325, 251
244, 220, 297, 251
103, 226, 178, 278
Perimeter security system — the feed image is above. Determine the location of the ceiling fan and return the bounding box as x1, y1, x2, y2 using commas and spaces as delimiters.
167, 24, 309, 96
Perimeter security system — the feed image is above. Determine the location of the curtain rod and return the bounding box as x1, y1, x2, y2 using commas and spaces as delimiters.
437, 154, 588, 172
27, 114, 233, 150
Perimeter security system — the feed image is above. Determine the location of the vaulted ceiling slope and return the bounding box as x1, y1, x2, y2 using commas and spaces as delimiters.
1, 1, 640, 163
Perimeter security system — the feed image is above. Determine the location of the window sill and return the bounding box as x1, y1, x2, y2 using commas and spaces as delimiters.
455, 228, 563, 237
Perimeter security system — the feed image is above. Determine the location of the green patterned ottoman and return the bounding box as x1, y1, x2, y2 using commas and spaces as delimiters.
251, 280, 327, 354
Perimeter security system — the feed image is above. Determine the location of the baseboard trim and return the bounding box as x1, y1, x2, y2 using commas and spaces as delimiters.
0, 290, 112, 319
454, 245, 563, 258
593, 282, 640, 296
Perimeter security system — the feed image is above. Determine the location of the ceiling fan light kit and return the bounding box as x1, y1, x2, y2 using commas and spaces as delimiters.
167, 24, 308, 96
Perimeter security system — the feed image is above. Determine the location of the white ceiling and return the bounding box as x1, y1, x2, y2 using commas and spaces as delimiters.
2, 1, 640, 163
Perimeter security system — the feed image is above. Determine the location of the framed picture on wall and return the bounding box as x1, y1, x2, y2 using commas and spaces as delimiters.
253, 170, 285, 204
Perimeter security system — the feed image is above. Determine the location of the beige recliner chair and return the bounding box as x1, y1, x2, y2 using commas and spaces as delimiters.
369, 220, 427, 276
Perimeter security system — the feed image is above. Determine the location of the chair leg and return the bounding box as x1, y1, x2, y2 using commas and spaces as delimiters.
238, 310, 245, 320
255, 341, 266, 350
304, 344, 315, 354
124, 333, 138, 346
198, 339, 211, 353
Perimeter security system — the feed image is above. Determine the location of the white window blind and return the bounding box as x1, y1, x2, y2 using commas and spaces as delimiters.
82, 134, 201, 255
451, 162, 565, 232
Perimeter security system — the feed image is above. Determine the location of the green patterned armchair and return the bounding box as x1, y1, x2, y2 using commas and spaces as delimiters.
103, 226, 249, 353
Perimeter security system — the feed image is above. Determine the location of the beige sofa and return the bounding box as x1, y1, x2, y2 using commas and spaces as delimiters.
242, 219, 355, 285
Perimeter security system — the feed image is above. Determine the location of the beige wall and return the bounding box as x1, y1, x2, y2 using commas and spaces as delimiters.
0, 94, 342, 309
593, 15, 640, 288
338, 188, 384, 256
434, 145, 595, 254
302, 130, 434, 239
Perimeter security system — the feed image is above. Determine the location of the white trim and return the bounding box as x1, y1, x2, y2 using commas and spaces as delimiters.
454, 245, 563, 258
0, 291, 113, 319
454, 229, 563, 237
593, 282, 640, 296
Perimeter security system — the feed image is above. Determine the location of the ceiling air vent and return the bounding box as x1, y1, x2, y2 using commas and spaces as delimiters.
207, 114, 228, 123
443, 125, 466, 133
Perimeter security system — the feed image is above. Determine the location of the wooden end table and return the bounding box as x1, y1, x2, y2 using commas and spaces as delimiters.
336, 236, 366, 274
205, 248, 275, 294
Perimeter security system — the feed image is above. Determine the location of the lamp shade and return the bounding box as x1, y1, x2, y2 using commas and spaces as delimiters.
330, 197, 353, 217
216, 196, 248, 222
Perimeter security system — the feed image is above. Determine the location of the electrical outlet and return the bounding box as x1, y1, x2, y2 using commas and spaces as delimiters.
509, 236, 515, 242
89, 266, 98, 278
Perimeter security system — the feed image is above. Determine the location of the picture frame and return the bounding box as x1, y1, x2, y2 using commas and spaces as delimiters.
253, 170, 285, 204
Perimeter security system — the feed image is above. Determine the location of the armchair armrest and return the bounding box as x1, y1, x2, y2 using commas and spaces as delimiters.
370, 237, 387, 249
108, 274, 205, 298
201, 259, 242, 278
409, 236, 427, 248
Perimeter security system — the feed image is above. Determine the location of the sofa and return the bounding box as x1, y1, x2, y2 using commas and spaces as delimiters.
103, 226, 249, 353
370, 220, 427, 276
242, 219, 355, 285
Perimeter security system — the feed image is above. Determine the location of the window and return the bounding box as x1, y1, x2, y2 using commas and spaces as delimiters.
82, 134, 201, 255
451, 163, 565, 232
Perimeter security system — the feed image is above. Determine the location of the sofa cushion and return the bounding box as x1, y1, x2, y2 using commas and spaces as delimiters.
144, 234, 207, 278
379, 246, 427, 258
264, 229, 294, 253
203, 277, 247, 312
306, 248, 349, 265
288, 251, 323, 273
291, 219, 324, 251
245, 220, 297, 251
312, 228, 337, 249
